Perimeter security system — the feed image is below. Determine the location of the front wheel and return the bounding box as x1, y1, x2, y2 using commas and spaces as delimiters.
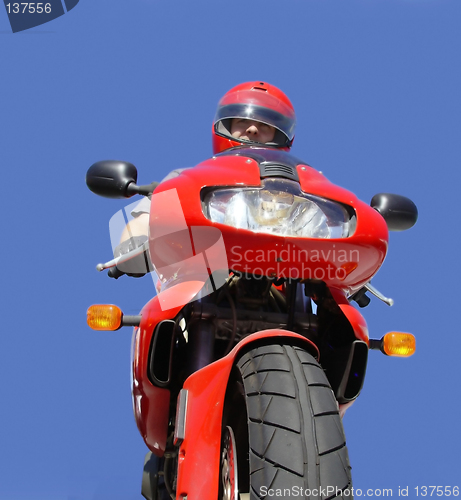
222, 344, 353, 500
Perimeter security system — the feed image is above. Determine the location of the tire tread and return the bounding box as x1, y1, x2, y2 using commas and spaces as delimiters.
236, 344, 353, 500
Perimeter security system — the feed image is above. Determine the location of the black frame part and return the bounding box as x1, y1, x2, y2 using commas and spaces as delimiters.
304, 280, 369, 402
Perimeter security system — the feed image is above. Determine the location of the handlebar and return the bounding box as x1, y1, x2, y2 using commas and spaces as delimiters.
96, 240, 150, 272
96, 239, 151, 279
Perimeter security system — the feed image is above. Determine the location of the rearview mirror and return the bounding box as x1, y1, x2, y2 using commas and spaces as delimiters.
371, 193, 418, 231
86, 160, 138, 199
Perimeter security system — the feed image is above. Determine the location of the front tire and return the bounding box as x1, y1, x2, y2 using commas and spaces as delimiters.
224, 343, 353, 500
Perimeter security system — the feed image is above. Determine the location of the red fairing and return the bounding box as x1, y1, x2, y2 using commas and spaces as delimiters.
149, 153, 388, 296
132, 281, 208, 455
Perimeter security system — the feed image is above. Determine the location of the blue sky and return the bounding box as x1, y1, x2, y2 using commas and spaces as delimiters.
1, 0, 460, 498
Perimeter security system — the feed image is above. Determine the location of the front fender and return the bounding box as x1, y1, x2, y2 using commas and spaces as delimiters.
175, 330, 318, 500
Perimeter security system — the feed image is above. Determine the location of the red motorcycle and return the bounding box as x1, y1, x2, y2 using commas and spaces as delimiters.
86, 146, 417, 500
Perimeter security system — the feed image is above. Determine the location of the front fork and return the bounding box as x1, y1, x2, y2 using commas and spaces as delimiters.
185, 320, 215, 377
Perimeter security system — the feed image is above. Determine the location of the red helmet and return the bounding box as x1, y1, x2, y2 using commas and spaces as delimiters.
212, 81, 296, 154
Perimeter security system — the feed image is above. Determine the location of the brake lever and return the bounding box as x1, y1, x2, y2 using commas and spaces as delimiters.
96, 240, 150, 272
364, 283, 394, 307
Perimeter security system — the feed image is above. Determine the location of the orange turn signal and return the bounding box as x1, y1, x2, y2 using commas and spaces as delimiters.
87, 304, 123, 331
382, 332, 416, 357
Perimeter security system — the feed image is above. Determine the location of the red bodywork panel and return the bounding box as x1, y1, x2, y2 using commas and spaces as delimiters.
132, 280, 209, 455
149, 154, 388, 296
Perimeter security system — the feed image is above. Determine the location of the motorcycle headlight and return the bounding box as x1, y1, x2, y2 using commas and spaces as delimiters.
202, 179, 355, 238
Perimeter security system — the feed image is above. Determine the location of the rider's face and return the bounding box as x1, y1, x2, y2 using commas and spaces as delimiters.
230, 118, 276, 144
